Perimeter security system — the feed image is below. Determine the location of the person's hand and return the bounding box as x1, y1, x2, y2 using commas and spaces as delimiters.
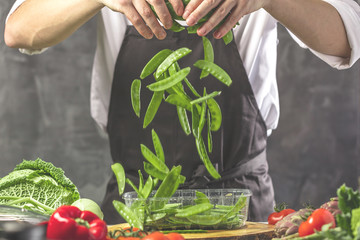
182, 0, 269, 38
98, 0, 184, 39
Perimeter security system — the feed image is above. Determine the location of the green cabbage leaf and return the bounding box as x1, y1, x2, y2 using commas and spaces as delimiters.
0, 158, 80, 215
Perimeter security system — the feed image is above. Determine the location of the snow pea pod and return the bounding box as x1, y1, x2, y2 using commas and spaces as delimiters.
193, 60, 232, 86
141, 144, 169, 173
198, 100, 207, 136
191, 105, 200, 139
143, 90, 164, 128
131, 79, 141, 118
155, 48, 192, 78
190, 91, 221, 105
207, 109, 213, 153
177, 106, 191, 136
165, 94, 192, 111
140, 49, 173, 79
195, 191, 210, 204
138, 169, 144, 191
152, 129, 165, 163
222, 30, 234, 45
126, 178, 144, 198
140, 175, 153, 199
200, 37, 214, 79
113, 200, 144, 229
144, 162, 167, 180
195, 136, 221, 179
170, 20, 186, 32
206, 98, 222, 131
175, 203, 213, 217
152, 165, 182, 210
187, 24, 202, 34
148, 67, 190, 92
111, 163, 126, 196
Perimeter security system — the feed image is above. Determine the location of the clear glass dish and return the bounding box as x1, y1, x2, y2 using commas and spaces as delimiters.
123, 188, 252, 230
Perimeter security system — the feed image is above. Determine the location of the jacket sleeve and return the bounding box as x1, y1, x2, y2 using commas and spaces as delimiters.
289, 0, 360, 70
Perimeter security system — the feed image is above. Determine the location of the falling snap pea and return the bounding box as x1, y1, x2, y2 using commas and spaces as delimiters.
140, 144, 169, 173
148, 67, 190, 92
201, 37, 214, 79
177, 106, 191, 136
111, 163, 126, 196
152, 129, 165, 163
206, 98, 222, 131
165, 94, 192, 111
190, 91, 221, 105
140, 49, 173, 79
155, 48, 192, 78
195, 136, 221, 179
131, 79, 141, 118
143, 90, 164, 128
193, 60, 232, 86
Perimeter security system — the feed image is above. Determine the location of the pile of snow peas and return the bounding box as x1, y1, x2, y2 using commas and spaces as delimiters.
111, 36, 248, 230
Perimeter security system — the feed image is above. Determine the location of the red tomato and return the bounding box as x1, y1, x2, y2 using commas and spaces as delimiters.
166, 232, 185, 240
268, 208, 296, 225
298, 208, 336, 237
142, 232, 169, 240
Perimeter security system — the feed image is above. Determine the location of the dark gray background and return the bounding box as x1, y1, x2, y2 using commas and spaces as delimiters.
1, 0, 359, 213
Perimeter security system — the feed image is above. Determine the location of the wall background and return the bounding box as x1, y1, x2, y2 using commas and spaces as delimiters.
1, 0, 359, 213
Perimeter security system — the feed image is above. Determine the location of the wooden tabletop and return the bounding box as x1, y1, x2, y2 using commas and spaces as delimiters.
109, 222, 275, 240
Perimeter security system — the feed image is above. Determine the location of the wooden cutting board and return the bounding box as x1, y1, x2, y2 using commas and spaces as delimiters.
108, 222, 275, 240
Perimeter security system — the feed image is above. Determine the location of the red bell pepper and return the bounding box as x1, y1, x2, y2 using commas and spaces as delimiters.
46, 205, 107, 240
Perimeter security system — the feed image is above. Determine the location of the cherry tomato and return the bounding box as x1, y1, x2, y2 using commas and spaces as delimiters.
142, 232, 169, 240
166, 232, 185, 240
298, 208, 336, 237
267, 204, 296, 225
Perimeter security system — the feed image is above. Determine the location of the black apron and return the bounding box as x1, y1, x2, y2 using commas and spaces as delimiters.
102, 26, 275, 224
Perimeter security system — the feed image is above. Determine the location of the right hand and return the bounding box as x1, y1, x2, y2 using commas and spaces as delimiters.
98, 0, 184, 39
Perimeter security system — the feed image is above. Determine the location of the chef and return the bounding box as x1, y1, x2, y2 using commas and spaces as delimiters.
4, 0, 360, 224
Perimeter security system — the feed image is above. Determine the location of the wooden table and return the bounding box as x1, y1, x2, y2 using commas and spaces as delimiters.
109, 222, 275, 240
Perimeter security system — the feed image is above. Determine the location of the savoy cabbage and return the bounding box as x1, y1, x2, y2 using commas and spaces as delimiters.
0, 158, 80, 215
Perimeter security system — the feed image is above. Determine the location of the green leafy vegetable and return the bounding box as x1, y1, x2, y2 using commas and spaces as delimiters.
0, 158, 80, 215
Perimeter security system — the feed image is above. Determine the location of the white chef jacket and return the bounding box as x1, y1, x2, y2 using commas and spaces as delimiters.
6, 0, 360, 136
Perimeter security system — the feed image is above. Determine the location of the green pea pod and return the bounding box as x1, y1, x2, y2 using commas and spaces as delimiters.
155, 48, 192, 78
222, 30, 234, 45
198, 100, 207, 136
143, 90, 164, 128
191, 105, 200, 139
186, 214, 222, 225
144, 162, 168, 180
152, 165, 182, 210
207, 98, 222, 131
111, 163, 126, 196
183, 78, 201, 98
200, 37, 214, 79
177, 106, 191, 136
140, 175, 153, 199
170, 20, 186, 32
165, 94, 192, 111
130, 79, 141, 118
126, 178, 144, 198
140, 49, 173, 79
207, 109, 213, 153
141, 144, 169, 173
138, 170, 144, 191
195, 136, 221, 179
113, 200, 144, 229
193, 60, 232, 86
222, 195, 246, 219
175, 203, 213, 217
151, 129, 165, 163
190, 91, 221, 105
187, 24, 202, 34
148, 67, 190, 92
195, 191, 211, 204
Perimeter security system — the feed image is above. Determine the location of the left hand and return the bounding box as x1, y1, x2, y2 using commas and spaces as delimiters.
182, 0, 269, 38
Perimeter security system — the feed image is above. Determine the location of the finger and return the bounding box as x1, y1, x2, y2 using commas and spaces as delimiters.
182, 0, 202, 19
132, 0, 167, 39
147, 0, 173, 29
185, 0, 222, 26
196, 0, 236, 36
168, 0, 184, 17
124, 4, 155, 39
212, 10, 241, 38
